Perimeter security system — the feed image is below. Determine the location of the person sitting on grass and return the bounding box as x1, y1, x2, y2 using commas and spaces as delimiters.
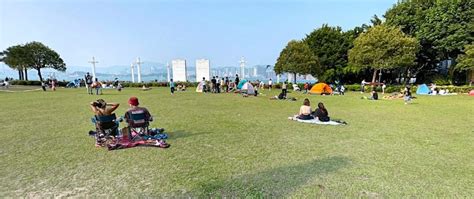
297, 98, 314, 120
369, 90, 378, 100
313, 102, 330, 122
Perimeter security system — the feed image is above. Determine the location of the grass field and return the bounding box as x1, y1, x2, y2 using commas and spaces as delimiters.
0, 87, 473, 197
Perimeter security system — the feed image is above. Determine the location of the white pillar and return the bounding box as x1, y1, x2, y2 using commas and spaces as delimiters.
130, 63, 135, 83
136, 57, 143, 83
88, 57, 98, 82
239, 56, 246, 79
166, 62, 170, 82
277, 74, 280, 83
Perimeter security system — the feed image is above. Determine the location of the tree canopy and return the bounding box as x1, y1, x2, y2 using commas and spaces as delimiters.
304, 24, 352, 82
348, 25, 419, 82
1, 41, 66, 81
274, 40, 319, 82
456, 43, 474, 71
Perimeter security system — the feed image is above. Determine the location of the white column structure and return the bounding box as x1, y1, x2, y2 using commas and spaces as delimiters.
166, 62, 170, 82
196, 59, 210, 82
277, 74, 280, 83
172, 59, 187, 82
135, 57, 144, 83
130, 63, 135, 83
88, 57, 98, 82
239, 56, 246, 79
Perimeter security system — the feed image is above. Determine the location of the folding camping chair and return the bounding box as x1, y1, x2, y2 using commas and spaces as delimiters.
91, 113, 121, 146
125, 110, 153, 140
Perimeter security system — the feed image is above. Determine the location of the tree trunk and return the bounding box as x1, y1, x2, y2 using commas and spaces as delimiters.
18, 69, 23, 80
293, 73, 297, 83
24, 68, 28, 81
37, 68, 43, 82
371, 69, 377, 89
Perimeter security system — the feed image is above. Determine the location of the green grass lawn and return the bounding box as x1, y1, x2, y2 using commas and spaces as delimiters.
0, 87, 473, 197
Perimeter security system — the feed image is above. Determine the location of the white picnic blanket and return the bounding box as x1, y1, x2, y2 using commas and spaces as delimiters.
288, 116, 345, 125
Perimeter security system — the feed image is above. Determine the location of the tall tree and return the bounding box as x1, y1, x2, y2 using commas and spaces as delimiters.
304, 24, 350, 82
348, 25, 419, 85
274, 40, 319, 83
385, 0, 474, 82
23, 41, 66, 82
456, 43, 474, 85
0, 45, 29, 80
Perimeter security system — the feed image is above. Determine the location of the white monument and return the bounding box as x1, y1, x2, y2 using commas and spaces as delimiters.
88, 57, 98, 82
239, 56, 246, 79
135, 57, 144, 83
196, 59, 210, 82
166, 62, 170, 82
172, 59, 187, 82
130, 63, 135, 83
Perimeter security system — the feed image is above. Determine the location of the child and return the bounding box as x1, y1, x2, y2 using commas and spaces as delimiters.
170, 79, 175, 95
403, 86, 412, 104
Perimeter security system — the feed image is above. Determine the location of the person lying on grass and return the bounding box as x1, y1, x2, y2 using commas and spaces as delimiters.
312, 102, 330, 122
296, 98, 314, 120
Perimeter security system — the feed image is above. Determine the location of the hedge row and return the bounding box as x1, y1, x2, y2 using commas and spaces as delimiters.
9, 80, 473, 93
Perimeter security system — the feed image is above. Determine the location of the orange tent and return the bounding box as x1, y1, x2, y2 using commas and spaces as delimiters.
309, 83, 333, 94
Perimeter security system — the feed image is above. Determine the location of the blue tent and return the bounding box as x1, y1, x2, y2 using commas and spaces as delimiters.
416, 84, 430, 95
237, 79, 248, 90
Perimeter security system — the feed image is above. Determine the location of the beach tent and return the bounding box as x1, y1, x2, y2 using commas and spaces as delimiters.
237, 79, 248, 90
309, 83, 333, 94
469, 90, 474, 96
416, 84, 430, 95
196, 81, 205, 92
241, 82, 255, 95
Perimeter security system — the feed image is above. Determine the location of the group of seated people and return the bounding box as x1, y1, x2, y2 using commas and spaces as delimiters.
296, 98, 330, 121
90, 96, 159, 147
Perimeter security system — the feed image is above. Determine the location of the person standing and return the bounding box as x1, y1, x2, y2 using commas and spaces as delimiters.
403, 86, 412, 105
85, 72, 93, 95
93, 78, 102, 95
225, 77, 229, 92
282, 81, 287, 96
220, 77, 225, 93
201, 77, 207, 93
211, 76, 216, 93
361, 79, 366, 93
268, 78, 273, 91
41, 81, 47, 91
170, 79, 175, 95
50, 79, 56, 91
235, 74, 240, 90
382, 81, 387, 94
216, 76, 221, 93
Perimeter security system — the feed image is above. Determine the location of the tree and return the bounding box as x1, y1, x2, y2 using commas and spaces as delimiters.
23, 41, 66, 82
384, 0, 474, 82
0, 45, 29, 80
304, 24, 351, 82
456, 42, 474, 85
274, 40, 319, 83
348, 25, 419, 85
456, 43, 474, 71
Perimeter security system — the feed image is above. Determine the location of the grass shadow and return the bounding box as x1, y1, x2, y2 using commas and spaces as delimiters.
193, 156, 350, 197
167, 130, 212, 140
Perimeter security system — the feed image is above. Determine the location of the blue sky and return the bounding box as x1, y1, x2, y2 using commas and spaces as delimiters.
0, 0, 396, 68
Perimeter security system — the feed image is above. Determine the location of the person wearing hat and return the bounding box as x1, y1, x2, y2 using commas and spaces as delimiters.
124, 96, 152, 122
